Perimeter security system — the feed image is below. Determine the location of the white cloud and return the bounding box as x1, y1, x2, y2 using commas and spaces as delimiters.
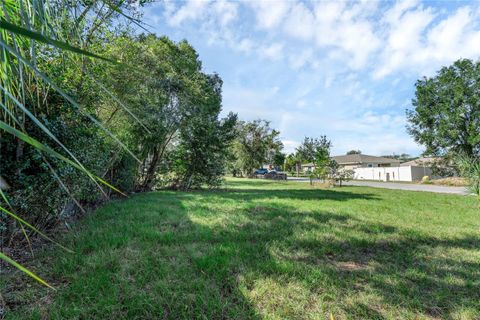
283, 2, 315, 41
213, 0, 238, 26
421, 7, 480, 68
152, 1, 480, 77
375, 4, 435, 77
236, 38, 254, 53
251, 1, 382, 69
166, 0, 209, 26
288, 48, 319, 70
259, 42, 284, 61
141, 0, 480, 156
281, 140, 300, 154
375, 4, 480, 78
249, 1, 291, 30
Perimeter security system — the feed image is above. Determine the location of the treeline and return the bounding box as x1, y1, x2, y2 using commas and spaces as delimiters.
0, 2, 241, 250
0, 1, 334, 255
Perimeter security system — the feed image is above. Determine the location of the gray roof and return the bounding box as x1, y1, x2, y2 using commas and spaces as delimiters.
400, 157, 441, 167
331, 154, 401, 165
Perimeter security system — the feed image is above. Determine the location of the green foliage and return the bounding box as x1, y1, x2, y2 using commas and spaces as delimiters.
0, 0, 156, 288
284, 153, 299, 173
173, 111, 238, 190
6, 179, 480, 319
295, 136, 332, 181
296, 136, 331, 164
104, 35, 237, 191
328, 160, 354, 187
0, 0, 237, 286
272, 151, 286, 170
456, 154, 480, 197
407, 59, 480, 157
346, 150, 361, 155
231, 120, 283, 176
381, 153, 415, 162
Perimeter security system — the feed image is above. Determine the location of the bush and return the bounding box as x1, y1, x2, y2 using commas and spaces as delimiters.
456, 155, 480, 197
421, 176, 431, 184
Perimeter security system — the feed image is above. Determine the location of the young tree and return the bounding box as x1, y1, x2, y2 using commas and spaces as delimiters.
328, 160, 354, 187
407, 59, 480, 157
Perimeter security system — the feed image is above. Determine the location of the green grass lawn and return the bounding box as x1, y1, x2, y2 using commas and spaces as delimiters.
3, 178, 480, 319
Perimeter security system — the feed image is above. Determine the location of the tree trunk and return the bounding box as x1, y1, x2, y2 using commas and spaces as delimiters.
0, 175, 10, 190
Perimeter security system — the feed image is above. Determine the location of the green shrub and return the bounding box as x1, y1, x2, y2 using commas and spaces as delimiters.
456, 155, 480, 197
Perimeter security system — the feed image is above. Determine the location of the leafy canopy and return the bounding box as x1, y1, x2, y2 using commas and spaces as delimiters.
407, 58, 480, 157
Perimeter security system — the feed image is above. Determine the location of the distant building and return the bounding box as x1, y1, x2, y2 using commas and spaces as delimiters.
300, 154, 440, 182
301, 162, 315, 172
301, 154, 401, 173
352, 156, 442, 182
331, 154, 401, 170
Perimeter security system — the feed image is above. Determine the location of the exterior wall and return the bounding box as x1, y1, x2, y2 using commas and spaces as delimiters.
302, 166, 315, 173
341, 162, 400, 170
410, 166, 433, 180
342, 164, 360, 170
353, 166, 432, 182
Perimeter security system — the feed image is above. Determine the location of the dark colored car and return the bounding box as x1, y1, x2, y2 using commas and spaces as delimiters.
265, 170, 287, 180
254, 168, 269, 175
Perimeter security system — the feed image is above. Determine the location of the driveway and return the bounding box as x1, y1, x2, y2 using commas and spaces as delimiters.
288, 177, 469, 195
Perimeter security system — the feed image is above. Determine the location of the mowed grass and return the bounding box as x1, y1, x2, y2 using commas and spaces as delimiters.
3, 178, 480, 319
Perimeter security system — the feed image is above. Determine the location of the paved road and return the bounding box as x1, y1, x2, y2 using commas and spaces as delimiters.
288, 177, 469, 195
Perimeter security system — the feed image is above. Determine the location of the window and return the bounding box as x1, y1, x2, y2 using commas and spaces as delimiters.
367, 163, 373, 168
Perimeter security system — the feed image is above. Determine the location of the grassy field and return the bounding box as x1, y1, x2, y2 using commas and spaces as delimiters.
3, 178, 480, 319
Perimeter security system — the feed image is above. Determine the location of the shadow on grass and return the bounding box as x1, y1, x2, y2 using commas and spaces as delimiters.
197, 187, 381, 202
170, 190, 479, 319
5, 185, 479, 319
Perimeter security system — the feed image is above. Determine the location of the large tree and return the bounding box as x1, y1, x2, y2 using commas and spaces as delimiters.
172, 73, 238, 190
296, 136, 331, 164
407, 59, 480, 157
296, 136, 332, 182
232, 120, 283, 176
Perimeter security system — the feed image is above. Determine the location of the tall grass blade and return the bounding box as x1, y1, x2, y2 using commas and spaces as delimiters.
103, 0, 152, 32
0, 93, 109, 200
0, 19, 118, 63
88, 74, 152, 134
0, 37, 141, 163
0, 120, 126, 196
0, 251, 55, 290
0, 204, 73, 253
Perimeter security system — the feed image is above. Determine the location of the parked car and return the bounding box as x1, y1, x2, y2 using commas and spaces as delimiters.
264, 170, 287, 180
254, 168, 269, 175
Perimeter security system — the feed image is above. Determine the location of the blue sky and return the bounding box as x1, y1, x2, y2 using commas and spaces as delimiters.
140, 0, 480, 156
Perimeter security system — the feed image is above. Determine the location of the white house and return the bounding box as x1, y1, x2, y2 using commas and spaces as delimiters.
353, 166, 432, 182
301, 154, 435, 182
301, 154, 401, 174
